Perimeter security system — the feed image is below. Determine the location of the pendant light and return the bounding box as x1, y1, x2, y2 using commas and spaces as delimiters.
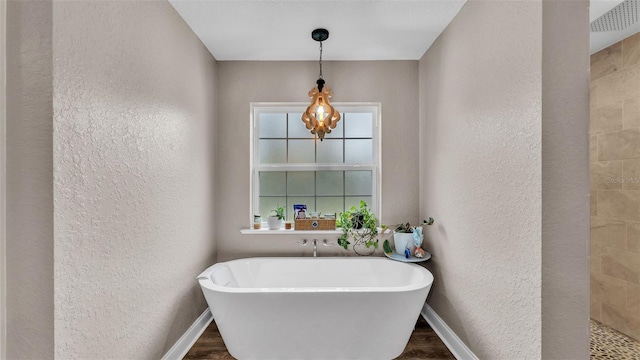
302, 28, 341, 141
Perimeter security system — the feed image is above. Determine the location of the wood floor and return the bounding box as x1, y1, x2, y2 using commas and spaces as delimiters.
184, 316, 455, 360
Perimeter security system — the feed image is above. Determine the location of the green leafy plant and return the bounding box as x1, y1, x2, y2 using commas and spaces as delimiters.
271, 205, 285, 220
380, 218, 435, 254
337, 201, 379, 255
390, 217, 435, 233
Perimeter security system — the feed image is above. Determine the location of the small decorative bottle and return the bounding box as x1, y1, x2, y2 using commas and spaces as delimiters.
253, 215, 262, 229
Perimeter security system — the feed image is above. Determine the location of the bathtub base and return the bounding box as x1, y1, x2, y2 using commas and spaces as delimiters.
198, 257, 434, 360
211, 291, 429, 360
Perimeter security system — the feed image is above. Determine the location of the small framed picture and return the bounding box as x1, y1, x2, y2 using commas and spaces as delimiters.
293, 204, 307, 219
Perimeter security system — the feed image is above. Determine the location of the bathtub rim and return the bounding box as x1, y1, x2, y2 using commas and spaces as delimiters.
197, 256, 434, 294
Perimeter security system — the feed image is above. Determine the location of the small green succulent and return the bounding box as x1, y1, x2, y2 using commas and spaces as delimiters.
271, 205, 285, 220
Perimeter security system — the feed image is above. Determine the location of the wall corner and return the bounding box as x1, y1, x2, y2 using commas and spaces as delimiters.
541, 0, 590, 358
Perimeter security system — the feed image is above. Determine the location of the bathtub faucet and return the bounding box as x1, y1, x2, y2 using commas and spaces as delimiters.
299, 239, 330, 257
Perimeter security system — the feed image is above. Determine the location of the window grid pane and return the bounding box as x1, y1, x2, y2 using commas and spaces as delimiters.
345, 139, 373, 164
255, 106, 377, 221
344, 113, 373, 138
259, 139, 286, 164
288, 140, 315, 163
260, 171, 286, 196
316, 139, 344, 164
259, 113, 287, 138
316, 171, 344, 196
258, 112, 374, 165
258, 169, 374, 220
345, 171, 372, 196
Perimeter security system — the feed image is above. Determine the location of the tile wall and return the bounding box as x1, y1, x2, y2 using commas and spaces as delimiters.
590, 31, 640, 341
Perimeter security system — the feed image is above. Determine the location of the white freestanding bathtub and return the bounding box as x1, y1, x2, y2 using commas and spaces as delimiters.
197, 257, 434, 360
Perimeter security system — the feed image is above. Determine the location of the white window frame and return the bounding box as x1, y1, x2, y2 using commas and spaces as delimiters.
249, 102, 382, 225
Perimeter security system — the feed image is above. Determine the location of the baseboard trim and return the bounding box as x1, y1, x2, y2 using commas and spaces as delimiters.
162, 308, 213, 360
165, 304, 472, 360
421, 304, 479, 360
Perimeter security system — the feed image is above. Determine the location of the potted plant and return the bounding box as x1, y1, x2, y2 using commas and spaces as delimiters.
381, 218, 435, 258
337, 201, 379, 255
267, 205, 285, 230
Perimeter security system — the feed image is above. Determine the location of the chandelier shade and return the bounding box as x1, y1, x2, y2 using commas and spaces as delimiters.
302, 29, 340, 141
302, 79, 341, 141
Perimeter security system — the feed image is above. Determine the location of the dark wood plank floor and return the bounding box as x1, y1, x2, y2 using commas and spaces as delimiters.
184, 316, 455, 360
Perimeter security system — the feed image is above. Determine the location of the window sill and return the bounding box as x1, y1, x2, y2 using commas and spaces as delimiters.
240, 228, 343, 235
239, 227, 388, 236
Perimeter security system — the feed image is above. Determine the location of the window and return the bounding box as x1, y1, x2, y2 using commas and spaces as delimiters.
251, 103, 381, 222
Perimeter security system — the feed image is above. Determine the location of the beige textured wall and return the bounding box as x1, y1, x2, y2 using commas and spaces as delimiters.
419, 1, 542, 357
53, 1, 217, 358
0, 0, 5, 354
216, 61, 418, 261
541, 1, 590, 357
590, 31, 640, 341
420, 0, 589, 358
6, 1, 54, 358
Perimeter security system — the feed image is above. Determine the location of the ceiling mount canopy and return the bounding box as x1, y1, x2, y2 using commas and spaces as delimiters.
302, 28, 340, 141
311, 28, 329, 42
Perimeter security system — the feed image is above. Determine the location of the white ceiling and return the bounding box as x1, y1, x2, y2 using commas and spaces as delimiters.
168, 0, 467, 61
590, 0, 638, 54
169, 0, 637, 59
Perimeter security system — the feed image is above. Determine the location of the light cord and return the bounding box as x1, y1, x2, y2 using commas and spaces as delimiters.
318, 41, 323, 79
